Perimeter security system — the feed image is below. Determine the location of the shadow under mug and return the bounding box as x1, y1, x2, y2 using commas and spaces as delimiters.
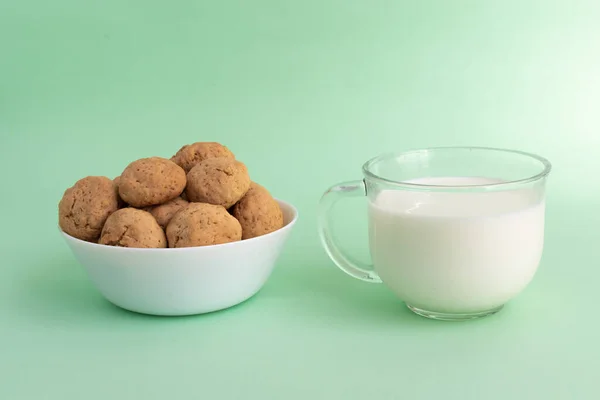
318, 147, 552, 321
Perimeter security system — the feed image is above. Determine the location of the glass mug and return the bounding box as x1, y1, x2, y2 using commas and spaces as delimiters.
318, 147, 551, 320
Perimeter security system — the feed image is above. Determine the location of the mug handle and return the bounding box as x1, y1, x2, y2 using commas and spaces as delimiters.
318, 180, 382, 283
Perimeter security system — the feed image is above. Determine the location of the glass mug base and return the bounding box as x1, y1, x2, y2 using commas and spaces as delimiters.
406, 304, 504, 321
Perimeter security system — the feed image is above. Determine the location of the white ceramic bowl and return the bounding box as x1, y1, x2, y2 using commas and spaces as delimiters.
60, 199, 298, 316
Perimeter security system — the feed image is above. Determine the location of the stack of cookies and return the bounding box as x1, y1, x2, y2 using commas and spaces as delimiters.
58, 142, 284, 248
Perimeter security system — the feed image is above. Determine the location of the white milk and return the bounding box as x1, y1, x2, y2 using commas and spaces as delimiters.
368, 177, 545, 313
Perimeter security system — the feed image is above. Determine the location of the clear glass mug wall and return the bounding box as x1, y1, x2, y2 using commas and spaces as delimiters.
318, 147, 551, 320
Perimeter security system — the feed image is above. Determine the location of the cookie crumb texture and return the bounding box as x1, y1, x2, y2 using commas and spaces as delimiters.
99, 208, 166, 248
171, 142, 235, 173
144, 196, 189, 229
232, 182, 284, 239
186, 158, 251, 209
119, 157, 186, 207
166, 203, 242, 248
58, 176, 119, 242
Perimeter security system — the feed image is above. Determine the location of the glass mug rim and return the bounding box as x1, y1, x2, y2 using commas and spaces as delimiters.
361, 146, 552, 192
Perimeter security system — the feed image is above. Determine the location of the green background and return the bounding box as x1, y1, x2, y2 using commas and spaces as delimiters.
2, 1, 599, 399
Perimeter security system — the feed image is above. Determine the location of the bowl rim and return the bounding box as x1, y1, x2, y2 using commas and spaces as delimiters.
60, 198, 299, 252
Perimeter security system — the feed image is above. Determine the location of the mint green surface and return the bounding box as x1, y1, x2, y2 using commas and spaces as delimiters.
2, 1, 600, 399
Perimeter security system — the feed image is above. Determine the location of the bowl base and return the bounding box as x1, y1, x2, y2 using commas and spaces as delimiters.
105, 291, 259, 317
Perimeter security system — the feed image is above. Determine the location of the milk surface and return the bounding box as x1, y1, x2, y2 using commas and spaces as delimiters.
368, 177, 545, 313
